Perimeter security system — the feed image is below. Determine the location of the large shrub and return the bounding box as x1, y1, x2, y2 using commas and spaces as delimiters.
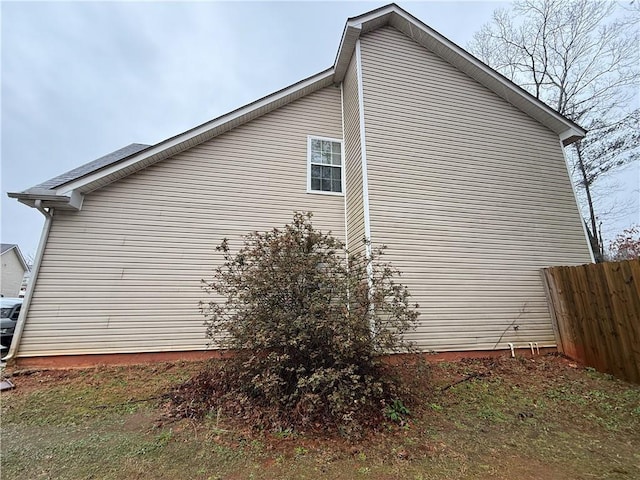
178, 213, 418, 432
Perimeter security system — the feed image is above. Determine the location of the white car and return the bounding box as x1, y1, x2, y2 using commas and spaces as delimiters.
1, 298, 22, 349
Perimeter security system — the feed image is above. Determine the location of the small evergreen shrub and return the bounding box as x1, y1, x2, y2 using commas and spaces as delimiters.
172, 212, 419, 433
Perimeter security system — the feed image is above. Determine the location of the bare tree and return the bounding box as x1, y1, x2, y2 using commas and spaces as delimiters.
469, 0, 639, 261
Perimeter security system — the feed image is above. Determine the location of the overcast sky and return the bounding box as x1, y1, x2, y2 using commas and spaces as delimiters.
2, 1, 638, 259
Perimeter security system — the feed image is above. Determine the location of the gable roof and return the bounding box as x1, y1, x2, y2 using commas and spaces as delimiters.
9, 69, 334, 209
8, 3, 585, 211
334, 4, 585, 145
0, 244, 15, 254
0, 244, 28, 271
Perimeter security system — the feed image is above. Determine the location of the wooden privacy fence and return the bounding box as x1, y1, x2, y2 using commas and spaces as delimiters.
541, 260, 640, 384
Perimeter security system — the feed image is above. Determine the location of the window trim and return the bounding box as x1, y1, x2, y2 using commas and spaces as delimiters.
306, 135, 345, 196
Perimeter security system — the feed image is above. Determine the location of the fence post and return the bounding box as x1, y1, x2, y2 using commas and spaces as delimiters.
541, 268, 565, 354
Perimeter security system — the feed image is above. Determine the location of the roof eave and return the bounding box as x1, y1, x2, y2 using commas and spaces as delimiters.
7, 189, 83, 211
333, 24, 362, 81
55, 69, 335, 195
560, 128, 587, 146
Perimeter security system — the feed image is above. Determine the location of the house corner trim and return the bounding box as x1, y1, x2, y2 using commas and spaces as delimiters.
355, 39, 373, 259
340, 81, 350, 251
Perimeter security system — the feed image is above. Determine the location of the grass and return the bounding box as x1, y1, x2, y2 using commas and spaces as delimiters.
1, 354, 639, 479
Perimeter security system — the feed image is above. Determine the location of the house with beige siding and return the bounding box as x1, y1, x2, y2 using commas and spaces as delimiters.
6, 4, 593, 366
1, 244, 28, 298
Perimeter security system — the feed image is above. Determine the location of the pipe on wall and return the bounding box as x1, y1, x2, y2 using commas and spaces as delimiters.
3, 202, 53, 362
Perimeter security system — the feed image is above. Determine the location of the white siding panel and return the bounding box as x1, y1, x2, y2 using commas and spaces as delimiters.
20, 86, 345, 357
360, 27, 592, 352
1, 250, 25, 297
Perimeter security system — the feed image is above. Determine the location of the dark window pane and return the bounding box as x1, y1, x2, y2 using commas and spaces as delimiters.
309, 139, 343, 193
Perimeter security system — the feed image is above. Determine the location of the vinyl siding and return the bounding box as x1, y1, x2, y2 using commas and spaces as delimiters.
19, 86, 344, 357
1, 250, 25, 297
359, 27, 592, 351
342, 55, 366, 255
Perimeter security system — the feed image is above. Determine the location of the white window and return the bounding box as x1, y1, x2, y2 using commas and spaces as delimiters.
307, 136, 343, 195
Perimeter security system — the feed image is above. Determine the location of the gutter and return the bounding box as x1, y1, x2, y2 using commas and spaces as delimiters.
3, 201, 53, 362
7, 188, 83, 211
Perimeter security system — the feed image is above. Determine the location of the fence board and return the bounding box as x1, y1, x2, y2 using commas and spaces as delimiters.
542, 259, 640, 384
592, 264, 626, 379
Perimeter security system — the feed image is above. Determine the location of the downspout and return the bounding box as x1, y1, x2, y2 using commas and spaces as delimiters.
355, 38, 373, 267
355, 38, 376, 333
3, 201, 53, 362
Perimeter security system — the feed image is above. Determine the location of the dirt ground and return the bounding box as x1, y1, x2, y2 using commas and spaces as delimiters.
1, 354, 639, 479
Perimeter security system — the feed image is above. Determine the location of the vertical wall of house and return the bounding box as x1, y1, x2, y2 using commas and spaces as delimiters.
359, 27, 592, 351
19, 86, 345, 357
342, 55, 366, 256
1, 250, 25, 297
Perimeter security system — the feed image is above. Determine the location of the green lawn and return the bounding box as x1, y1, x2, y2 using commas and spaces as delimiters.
2, 355, 639, 479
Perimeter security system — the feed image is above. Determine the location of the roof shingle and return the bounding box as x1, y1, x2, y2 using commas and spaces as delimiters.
25, 143, 150, 192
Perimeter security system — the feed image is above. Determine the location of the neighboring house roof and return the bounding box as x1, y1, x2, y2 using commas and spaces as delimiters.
8, 3, 586, 211
0, 244, 28, 272
0, 244, 15, 254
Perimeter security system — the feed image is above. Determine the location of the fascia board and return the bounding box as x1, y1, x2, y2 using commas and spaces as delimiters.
8, 190, 68, 204
8, 188, 62, 200
7, 189, 82, 211
333, 6, 395, 83
560, 128, 585, 146
333, 24, 362, 82
55, 69, 335, 195
345, 4, 397, 31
